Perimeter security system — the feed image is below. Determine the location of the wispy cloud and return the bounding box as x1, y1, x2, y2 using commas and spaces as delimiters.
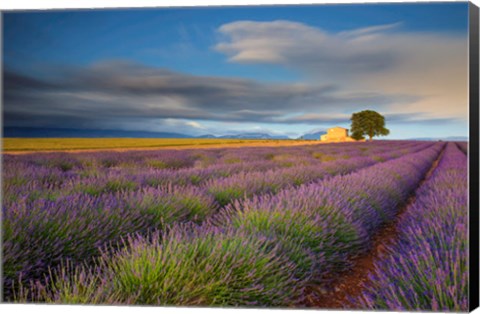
338, 22, 402, 37
215, 20, 468, 121
4, 61, 414, 133
215, 20, 401, 73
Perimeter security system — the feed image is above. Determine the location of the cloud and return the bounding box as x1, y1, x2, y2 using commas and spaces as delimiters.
338, 22, 402, 37
4, 61, 414, 132
4, 20, 467, 136
384, 113, 463, 125
184, 120, 206, 129
216, 20, 400, 74
215, 20, 468, 121
273, 113, 351, 125
4, 70, 59, 91
262, 111, 461, 126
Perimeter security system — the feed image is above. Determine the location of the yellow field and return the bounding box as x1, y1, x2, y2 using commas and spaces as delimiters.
3, 138, 318, 153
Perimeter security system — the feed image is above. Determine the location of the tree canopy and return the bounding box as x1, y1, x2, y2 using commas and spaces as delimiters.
350, 110, 390, 141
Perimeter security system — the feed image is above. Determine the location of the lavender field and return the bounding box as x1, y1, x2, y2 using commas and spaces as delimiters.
2, 140, 468, 310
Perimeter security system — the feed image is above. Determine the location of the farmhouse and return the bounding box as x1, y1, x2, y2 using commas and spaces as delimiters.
320, 126, 356, 142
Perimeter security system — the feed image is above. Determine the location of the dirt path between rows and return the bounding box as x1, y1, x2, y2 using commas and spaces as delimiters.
455, 142, 468, 156
304, 143, 446, 309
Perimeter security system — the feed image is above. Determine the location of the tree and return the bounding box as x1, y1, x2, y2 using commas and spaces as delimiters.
350, 110, 390, 141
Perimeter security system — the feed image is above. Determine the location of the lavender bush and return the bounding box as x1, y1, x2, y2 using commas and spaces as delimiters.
355, 143, 468, 311
3, 185, 218, 298
4, 141, 449, 306
215, 143, 443, 283
8, 142, 403, 298
15, 225, 304, 306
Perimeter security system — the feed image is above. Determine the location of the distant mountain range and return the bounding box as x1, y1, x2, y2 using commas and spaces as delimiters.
196, 133, 290, 139
297, 129, 327, 140
3, 127, 468, 142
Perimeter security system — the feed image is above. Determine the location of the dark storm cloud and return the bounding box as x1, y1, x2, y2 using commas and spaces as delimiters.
4, 61, 416, 130
4, 70, 60, 91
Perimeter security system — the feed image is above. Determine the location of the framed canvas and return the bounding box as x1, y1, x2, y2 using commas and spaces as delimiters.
1, 1, 479, 313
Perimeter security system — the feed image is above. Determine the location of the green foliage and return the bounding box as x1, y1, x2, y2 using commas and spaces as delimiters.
21, 230, 301, 306
210, 187, 245, 206
228, 206, 361, 281
350, 110, 390, 141
104, 180, 138, 193
145, 159, 167, 169
351, 132, 366, 141
57, 161, 75, 172
312, 152, 337, 162
78, 179, 138, 196
264, 153, 275, 160
224, 158, 242, 164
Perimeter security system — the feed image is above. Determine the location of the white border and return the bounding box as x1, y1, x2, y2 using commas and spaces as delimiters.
1, 1, 478, 314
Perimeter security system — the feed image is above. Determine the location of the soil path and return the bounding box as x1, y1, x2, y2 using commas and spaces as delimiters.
304, 143, 446, 309
455, 142, 468, 156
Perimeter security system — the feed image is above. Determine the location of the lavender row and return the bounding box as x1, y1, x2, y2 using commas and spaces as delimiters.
3, 142, 359, 176
3, 142, 429, 214
2, 140, 423, 184
354, 143, 468, 311
205, 141, 434, 206
3, 142, 425, 299
14, 226, 305, 306
4, 140, 419, 174
3, 186, 219, 299
215, 142, 444, 282
3, 141, 423, 203
13, 143, 444, 305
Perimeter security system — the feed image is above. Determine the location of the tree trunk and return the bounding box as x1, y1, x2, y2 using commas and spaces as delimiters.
368, 130, 374, 141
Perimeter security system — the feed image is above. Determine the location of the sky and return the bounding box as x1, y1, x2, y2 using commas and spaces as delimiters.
3, 3, 470, 139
